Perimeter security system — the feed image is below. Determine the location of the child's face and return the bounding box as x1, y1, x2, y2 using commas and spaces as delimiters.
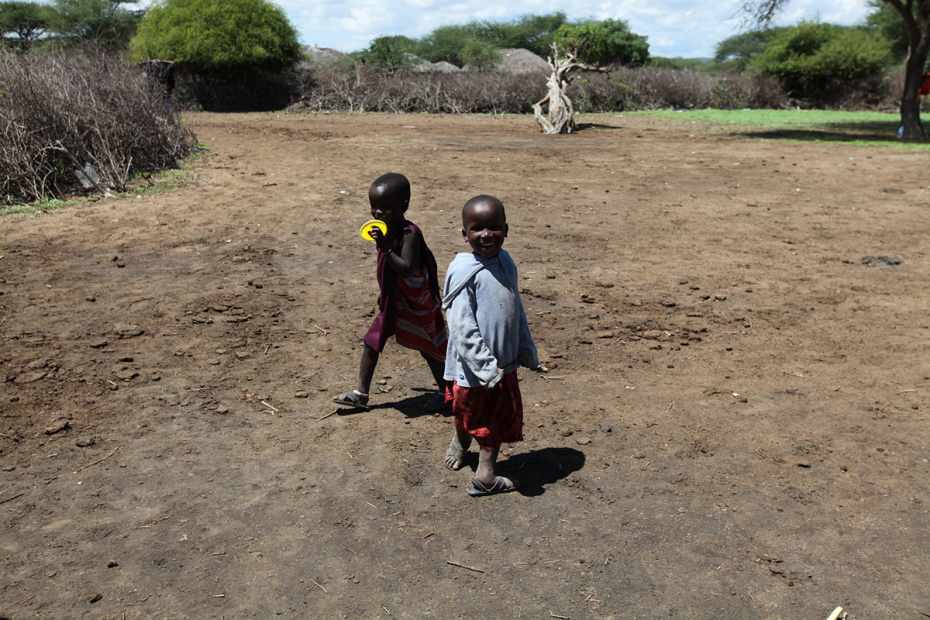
369, 189, 406, 226
463, 203, 507, 258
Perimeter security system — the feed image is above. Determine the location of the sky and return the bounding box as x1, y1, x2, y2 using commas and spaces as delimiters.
126, 0, 873, 58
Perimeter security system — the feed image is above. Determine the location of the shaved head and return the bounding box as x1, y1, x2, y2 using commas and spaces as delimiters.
369, 172, 410, 212
462, 195, 505, 226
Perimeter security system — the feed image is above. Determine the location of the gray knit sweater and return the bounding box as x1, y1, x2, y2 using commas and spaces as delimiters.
441, 250, 539, 388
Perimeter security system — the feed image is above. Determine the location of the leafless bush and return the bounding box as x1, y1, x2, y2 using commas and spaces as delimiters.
0, 50, 195, 205
293, 64, 548, 114
292, 64, 789, 114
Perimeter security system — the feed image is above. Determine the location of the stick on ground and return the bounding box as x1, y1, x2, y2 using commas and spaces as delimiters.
77, 447, 120, 472
0, 492, 26, 506
446, 560, 485, 574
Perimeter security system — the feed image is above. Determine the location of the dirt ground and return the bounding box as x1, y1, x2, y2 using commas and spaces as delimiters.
2, 112, 929, 619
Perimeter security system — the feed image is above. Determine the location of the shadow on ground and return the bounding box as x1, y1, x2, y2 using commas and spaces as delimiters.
575, 122, 625, 132
736, 121, 909, 144
338, 390, 445, 419
499, 447, 586, 497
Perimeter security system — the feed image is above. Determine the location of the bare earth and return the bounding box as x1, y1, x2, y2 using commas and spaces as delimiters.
2, 112, 929, 619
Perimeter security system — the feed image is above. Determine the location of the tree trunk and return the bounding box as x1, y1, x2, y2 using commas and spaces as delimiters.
533, 47, 580, 135
899, 44, 928, 140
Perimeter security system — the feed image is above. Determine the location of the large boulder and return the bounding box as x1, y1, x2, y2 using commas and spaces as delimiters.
412, 60, 462, 73
496, 48, 550, 74
302, 45, 348, 68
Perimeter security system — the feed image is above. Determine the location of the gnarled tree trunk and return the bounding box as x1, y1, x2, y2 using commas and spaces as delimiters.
899, 32, 930, 140
533, 46, 582, 135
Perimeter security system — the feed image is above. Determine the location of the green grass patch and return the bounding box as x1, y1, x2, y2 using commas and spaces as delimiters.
632, 109, 929, 150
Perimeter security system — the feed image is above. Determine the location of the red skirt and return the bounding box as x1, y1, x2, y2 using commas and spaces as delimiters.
445, 372, 523, 448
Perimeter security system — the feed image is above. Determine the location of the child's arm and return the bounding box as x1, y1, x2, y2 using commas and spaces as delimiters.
513, 269, 540, 370
447, 282, 503, 388
373, 228, 421, 276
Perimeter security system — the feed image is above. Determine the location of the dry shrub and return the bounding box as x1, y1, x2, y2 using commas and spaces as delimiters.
293, 64, 548, 113
292, 64, 788, 114
0, 50, 195, 205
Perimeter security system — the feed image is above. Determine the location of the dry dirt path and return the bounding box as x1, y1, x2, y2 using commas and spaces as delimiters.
2, 112, 929, 619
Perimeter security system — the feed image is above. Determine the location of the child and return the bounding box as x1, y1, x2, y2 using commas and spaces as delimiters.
334, 173, 447, 410
441, 195, 542, 497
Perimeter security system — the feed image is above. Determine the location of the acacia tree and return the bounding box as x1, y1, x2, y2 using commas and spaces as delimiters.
51, 0, 141, 49
0, 1, 53, 51
743, 0, 929, 140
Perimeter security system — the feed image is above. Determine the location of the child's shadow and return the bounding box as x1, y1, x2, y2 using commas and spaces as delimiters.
339, 390, 446, 419
498, 447, 586, 497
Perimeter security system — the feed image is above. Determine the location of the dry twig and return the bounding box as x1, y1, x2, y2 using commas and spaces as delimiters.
77, 446, 119, 472
446, 560, 485, 574
0, 492, 25, 505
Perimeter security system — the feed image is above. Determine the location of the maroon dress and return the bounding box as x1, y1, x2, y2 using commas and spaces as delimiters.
362, 220, 447, 361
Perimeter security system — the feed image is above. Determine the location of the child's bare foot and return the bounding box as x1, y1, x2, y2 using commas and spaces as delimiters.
444, 433, 471, 470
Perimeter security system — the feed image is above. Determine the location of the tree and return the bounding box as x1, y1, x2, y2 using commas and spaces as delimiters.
361, 35, 418, 70
742, 0, 930, 140
460, 38, 501, 70
714, 28, 786, 71
554, 19, 649, 67
0, 1, 53, 51
51, 0, 142, 49
130, 0, 301, 71
751, 22, 891, 101
866, 0, 909, 61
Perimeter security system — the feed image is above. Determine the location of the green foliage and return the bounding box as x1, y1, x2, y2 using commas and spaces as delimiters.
361, 35, 418, 70
415, 24, 476, 65
865, 0, 908, 62
0, 1, 53, 50
751, 22, 892, 100
130, 0, 301, 71
714, 28, 786, 71
460, 38, 501, 70
554, 19, 649, 66
51, 0, 141, 49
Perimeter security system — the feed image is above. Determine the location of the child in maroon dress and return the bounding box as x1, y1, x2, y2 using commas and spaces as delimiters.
334, 173, 447, 410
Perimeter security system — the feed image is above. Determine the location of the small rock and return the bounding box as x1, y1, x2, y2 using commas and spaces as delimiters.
600, 424, 613, 433
75, 436, 96, 448
118, 356, 134, 363
215, 405, 230, 415
861, 255, 902, 267
89, 339, 109, 349
208, 359, 221, 366
714, 294, 728, 301
294, 391, 309, 399
192, 316, 214, 325
26, 358, 49, 370
235, 351, 250, 360
560, 430, 573, 438
107, 561, 119, 568
113, 323, 144, 339
114, 367, 139, 381
45, 418, 71, 435
575, 436, 592, 446
88, 592, 102, 604
659, 300, 677, 308
2, 465, 15, 472
85, 296, 96, 302
14, 370, 47, 384
595, 330, 615, 339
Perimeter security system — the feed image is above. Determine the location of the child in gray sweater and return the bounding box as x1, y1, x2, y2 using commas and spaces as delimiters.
441, 195, 543, 496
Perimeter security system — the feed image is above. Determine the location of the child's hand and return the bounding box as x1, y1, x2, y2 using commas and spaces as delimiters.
369, 226, 385, 249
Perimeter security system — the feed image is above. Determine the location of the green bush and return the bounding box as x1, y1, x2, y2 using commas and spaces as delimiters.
751, 22, 891, 101
460, 39, 501, 70
554, 19, 649, 66
361, 35, 419, 70
130, 0, 300, 71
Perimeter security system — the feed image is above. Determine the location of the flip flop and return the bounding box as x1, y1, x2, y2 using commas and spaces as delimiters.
467, 476, 516, 497
333, 390, 370, 410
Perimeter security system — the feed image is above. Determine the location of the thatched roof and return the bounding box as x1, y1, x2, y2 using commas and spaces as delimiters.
302, 45, 348, 66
